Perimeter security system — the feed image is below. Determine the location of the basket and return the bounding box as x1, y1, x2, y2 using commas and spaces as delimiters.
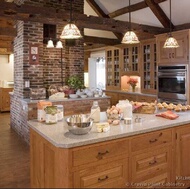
48, 85, 58, 97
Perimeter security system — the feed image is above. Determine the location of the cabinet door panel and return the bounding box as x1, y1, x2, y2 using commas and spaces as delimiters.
73, 159, 128, 188
176, 125, 190, 188
131, 147, 172, 185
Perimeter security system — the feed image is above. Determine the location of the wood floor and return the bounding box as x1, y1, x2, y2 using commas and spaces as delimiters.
0, 112, 30, 188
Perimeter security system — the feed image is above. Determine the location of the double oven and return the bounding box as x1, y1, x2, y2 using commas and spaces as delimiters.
157, 65, 188, 104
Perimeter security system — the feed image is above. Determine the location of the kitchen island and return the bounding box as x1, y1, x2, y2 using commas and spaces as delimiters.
29, 112, 190, 188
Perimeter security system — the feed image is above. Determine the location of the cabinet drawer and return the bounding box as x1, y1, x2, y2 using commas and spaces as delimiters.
131, 147, 171, 183
72, 139, 129, 167
73, 158, 128, 188
131, 129, 172, 152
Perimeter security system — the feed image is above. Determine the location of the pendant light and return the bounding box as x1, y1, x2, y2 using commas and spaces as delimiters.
47, 39, 63, 48
47, 39, 54, 48
56, 40, 63, 48
163, 0, 179, 48
60, 0, 82, 39
122, 0, 139, 44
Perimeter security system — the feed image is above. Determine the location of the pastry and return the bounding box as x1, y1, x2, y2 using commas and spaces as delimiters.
181, 106, 187, 111
175, 106, 181, 112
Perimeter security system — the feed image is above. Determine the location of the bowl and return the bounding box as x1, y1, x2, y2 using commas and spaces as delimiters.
66, 114, 93, 135
80, 94, 87, 98
69, 94, 78, 99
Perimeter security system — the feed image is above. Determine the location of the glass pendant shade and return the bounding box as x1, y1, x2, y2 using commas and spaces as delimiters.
47, 39, 54, 48
163, 35, 179, 48
60, 23, 82, 39
163, 0, 179, 48
121, 31, 140, 44
56, 40, 63, 48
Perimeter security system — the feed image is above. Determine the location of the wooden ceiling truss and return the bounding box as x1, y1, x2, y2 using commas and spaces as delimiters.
0, 0, 188, 52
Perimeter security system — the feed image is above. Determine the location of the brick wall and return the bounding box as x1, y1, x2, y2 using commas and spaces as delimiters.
10, 0, 85, 143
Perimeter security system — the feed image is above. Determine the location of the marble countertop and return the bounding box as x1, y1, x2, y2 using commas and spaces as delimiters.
28, 111, 190, 149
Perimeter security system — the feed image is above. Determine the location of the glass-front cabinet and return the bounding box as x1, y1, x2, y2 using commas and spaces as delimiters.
141, 39, 157, 94
121, 44, 140, 76
106, 47, 121, 89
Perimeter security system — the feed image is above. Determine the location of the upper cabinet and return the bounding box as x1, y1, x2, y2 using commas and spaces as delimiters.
120, 44, 140, 76
140, 39, 157, 94
106, 47, 121, 90
156, 30, 189, 64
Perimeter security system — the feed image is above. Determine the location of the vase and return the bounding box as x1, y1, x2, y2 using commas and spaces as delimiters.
132, 86, 136, 92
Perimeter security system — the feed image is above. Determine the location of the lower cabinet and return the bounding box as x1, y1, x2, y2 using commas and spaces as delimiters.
30, 124, 190, 188
118, 93, 137, 102
105, 92, 119, 106
175, 124, 190, 188
105, 91, 157, 107
0, 87, 13, 112
131, 147, 172, 188
137, 95, 157, 103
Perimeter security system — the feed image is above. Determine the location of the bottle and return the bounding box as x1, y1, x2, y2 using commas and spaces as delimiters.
91, 101, 100, 123
56, 105, 64, 121
116, 100, 132, 119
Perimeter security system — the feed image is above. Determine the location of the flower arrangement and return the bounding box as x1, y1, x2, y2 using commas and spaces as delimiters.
127, 77, 138, 92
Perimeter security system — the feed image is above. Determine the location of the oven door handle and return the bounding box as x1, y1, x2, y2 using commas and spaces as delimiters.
158, 73, 186, 77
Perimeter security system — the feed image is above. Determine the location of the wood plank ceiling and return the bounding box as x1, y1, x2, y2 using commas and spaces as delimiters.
0, 0, 189, 53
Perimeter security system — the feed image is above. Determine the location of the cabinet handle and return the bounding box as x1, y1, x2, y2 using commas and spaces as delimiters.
172, 53, 175, 58
149, 159, 157, 165
169, 53, 171, 58
97, 150, 109, 160
149, 138, 158, 143
98, 175, 109, 182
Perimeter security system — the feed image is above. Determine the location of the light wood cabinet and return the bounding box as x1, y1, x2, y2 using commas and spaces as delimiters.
105, 91, 119, 106
73, 158, 128, 188
130, 129, 173, 188
120, 44, 140, 76
156, 30, 189, 64
31, 122, 190, 188
137, 95, 156, 103
175, 124, 190, 188
30, 129, 129, 188
140, 39, 157, 94
118, 93, 137, 102
106, 47, 121, 90
0, 87, 13, 112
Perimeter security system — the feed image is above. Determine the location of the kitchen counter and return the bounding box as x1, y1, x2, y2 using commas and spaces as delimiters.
28, 111, 190, 148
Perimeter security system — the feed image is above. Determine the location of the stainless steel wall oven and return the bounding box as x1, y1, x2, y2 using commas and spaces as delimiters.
157, 65, 188, 104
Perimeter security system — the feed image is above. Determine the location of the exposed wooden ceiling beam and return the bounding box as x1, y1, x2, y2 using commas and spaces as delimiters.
84, 35, 120, 45
0, 1, 167, 35
86, 0, 108, 18
108, 0, 167, 18
145, 0, 174, 28
86, 0, 123, 41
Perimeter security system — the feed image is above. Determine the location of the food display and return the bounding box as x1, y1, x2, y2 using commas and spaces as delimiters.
131, 101, 156, 114
157, 102, 190, 112
106, 106, 123, 125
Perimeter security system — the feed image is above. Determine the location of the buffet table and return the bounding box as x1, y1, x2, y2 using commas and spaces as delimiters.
29, 111, 190, 188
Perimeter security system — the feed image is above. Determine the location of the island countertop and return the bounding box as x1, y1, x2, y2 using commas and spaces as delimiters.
28, 111, 190, 148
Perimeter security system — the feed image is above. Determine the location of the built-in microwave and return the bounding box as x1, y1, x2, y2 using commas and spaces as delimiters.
157, 65, 188, 104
